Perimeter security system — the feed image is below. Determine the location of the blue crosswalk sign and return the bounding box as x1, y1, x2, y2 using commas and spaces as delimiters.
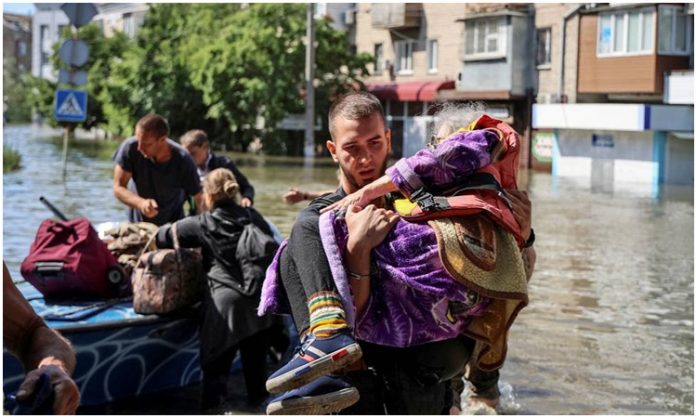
55, 89, 88, 122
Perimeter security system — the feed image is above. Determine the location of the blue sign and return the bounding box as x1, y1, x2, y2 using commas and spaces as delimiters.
592, 134, 614, 148
54, 89, 87, 122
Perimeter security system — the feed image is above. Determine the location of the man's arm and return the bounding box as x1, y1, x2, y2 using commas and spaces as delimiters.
113, 165, 158, 218
3, 263, 80, 414
193, 191, 206, 213
343, 205, 399, 315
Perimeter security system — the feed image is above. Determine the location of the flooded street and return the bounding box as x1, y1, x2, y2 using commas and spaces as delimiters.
3, 125, 693, 414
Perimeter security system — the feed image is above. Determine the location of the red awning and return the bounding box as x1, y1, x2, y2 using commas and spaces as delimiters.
367, 80, 455, 102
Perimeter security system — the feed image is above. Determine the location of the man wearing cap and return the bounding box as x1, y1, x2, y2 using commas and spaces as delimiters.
112, 114, 203, 226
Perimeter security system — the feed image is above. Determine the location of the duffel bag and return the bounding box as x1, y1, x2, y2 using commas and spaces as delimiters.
132, 222, 204, 314
20, 217, 126, 300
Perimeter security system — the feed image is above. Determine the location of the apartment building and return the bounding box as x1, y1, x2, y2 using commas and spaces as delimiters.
533, 3, 694, 192
32, 3, 148, 81
94, 3, 149, 39
355, 3, 462, 158
4, 13, 32, 74
355, 3, 536, 165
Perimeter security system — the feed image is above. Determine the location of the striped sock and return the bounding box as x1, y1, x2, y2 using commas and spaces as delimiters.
307, 291, 348, 338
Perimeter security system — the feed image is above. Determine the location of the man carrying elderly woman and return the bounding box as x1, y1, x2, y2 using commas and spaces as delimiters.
259, 92, 536, 414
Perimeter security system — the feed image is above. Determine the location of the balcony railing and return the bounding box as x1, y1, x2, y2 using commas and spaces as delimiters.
371, 3, 422, 29
664, 70, 694, 105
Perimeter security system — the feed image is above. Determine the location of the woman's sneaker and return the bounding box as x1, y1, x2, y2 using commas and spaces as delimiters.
266, 375, 359, 415
266, 332, 362, 393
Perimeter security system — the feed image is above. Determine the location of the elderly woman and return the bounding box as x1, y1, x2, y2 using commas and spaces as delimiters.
156, 168, 279, 410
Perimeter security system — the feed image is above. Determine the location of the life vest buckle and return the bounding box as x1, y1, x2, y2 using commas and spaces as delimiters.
412, 188, 450, 213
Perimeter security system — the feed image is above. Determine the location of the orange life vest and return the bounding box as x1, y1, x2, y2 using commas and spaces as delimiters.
400, 114, 526, 247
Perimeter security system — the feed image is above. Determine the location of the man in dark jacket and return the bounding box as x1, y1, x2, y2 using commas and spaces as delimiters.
181, 129, 255, 207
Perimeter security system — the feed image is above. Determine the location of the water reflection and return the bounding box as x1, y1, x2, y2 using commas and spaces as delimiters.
3, 125, 693, 414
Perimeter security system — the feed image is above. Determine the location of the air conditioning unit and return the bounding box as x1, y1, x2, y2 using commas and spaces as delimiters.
344, 9, 355, 25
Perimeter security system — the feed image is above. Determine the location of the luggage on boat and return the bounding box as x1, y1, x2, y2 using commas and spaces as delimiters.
20, 217, 127, 300
132, 223, 204, 314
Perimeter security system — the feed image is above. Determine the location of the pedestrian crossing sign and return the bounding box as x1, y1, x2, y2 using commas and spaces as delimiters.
54, 89, 88, 122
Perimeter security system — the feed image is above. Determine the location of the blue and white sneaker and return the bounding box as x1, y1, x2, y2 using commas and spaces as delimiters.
266, 375, 359, 415
265, 332, 362, 394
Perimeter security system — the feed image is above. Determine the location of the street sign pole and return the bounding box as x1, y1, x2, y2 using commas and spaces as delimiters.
304, 3, 315, 160
56, 3, 97, 178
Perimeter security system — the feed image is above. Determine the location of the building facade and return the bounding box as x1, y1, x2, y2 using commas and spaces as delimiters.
533, 3, 694, 192
355, 3, 536, 164
4, 12, 32, 74
32, 3, 148, 81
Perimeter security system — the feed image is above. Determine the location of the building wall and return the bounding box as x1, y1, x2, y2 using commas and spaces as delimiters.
554, 129, 658, 188
355, 3, 466, 83
664, 135, 694, 185
3, 13, 32, 73
510, 14, 535, 96
534, 3, 581, 103
31, 5, 69, 80
577, 13, 690, 94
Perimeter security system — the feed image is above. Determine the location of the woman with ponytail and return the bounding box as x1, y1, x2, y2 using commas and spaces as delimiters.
155, 168, 279, 411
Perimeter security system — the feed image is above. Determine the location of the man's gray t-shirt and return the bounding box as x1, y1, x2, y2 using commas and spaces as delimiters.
113, 137, 201, 226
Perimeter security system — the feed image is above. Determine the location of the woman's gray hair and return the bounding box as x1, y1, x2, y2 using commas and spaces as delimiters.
431, 102, 488, 144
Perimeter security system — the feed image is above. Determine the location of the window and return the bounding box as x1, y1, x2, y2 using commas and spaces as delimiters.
314, 3, 327, 19
39, 24, 49, 65
658, 5, 692, 55
597, 8, 654, 56
465, 17, 506, 58
374, 43, 384, 72
18, 41, 27, 57
395, 40, 414, 74
123, 13, 135, 38
428, 39, 438, 72
536, 28, 551, 66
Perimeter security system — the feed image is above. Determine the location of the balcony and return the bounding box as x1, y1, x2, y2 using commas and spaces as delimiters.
371, 3, 422, 29
664, 70, 694, 104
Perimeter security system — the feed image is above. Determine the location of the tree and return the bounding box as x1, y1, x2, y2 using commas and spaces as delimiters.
3, 56, 33, 123
100, 4, 237, 139
25, 23, 130, 131
182, 3, 372, 153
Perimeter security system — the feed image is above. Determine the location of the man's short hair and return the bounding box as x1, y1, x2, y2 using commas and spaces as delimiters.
328, 92, 386, 138
180, 129, 209, 148
136, 114, 169, 139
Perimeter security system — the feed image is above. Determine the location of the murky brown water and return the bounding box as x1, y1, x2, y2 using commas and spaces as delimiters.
3, 125, 693, 414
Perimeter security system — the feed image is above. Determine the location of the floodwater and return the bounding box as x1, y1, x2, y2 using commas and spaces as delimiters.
3, 125, 693, 414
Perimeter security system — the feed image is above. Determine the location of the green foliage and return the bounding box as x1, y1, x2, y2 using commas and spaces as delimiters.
3, 57, 33, 123
3, 145, 22, 172
26, 23, 130, 130
182, 4, 372, 153
26, 4, 372, 154
100, 4, 228, 139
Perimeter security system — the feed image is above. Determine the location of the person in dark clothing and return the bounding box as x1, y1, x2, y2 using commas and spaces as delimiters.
155, 168, 277, 410
263, 93, 535, 415
113, 114, 203, 226
180, 129, 255, 207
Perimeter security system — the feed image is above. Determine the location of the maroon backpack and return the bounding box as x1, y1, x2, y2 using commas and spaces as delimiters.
21, 217, 126, 300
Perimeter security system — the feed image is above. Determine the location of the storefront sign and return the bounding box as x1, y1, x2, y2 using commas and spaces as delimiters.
532, 131, 553, 163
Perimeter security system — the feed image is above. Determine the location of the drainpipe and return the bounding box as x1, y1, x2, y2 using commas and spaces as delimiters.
558, 4, 585, 102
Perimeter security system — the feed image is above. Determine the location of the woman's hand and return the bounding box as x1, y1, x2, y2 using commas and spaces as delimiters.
506, 189, 532, 242
321, 175, 398, 214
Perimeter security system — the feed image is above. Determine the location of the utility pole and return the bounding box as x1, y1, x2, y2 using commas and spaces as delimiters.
304, 3, 315, 159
